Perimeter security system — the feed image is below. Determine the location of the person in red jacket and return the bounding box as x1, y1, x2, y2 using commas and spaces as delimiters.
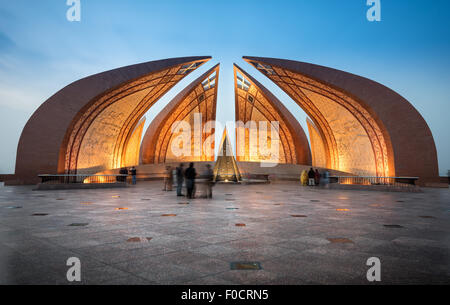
314, 169, 321, 186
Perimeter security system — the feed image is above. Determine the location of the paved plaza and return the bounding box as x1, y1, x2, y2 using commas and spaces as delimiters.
0, 181, 449, 285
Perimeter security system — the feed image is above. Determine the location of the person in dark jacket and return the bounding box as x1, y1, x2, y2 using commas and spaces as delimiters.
176, 163, 185, 196
119, 167, 128, 183
184, 163, 197, 199
321, 170, 330, 188
308, 168, 315, 186
130, 166, 137, 185
202, 164, 214, 199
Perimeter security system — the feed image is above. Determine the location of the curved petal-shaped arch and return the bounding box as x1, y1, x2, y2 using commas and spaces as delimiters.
122, 117, 146, 167
234, 64, 312, 165
243, 56, 439, 184
141, 64, 220, 164
13, 57, 211, 184
306, 118, 327, 169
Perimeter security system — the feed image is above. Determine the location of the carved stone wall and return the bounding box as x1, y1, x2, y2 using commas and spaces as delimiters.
141, 65, 219, 164
76, 89, 149, 173
243, 56, 440, 184
122, 117, 146, 167
12, 57, 211, 184
65, 59, 209, 174
244, 57, 390, 177
303, 89, 377, 176
234, 65, 311, 166
306, 119, 327, 169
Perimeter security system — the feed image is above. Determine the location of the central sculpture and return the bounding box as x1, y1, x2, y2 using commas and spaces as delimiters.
213, 129, 241, 183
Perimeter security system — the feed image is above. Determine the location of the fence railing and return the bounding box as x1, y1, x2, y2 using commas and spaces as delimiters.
330, 176, 419, 188
38, 174, 129, 184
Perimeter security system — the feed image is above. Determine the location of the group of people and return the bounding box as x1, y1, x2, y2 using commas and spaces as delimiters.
120, 164, 329, 191
301, 167, 330, 187
118, 166, 137, 184
117, 163, 214, 198
164, 163, 214, 199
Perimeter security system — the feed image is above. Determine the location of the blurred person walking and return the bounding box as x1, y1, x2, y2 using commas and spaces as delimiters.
202, 164, 214, 199
164, 166, 173, 191
130, 166, 137, 185
184, 163, 197, 199
322, 170, 330, 188
314, 169, 321, 186
176, 163, 185, 196
119, 167, 128, 183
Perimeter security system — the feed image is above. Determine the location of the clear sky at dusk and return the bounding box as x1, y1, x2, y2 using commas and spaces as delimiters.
0, 0, 449, 175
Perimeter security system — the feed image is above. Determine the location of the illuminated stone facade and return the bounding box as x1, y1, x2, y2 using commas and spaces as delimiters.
66, 59, 209, 174
140, 65, 219, 164
306, 118, 327, 169
12, 57, 210, 184
10, 56, 440, 186
243, 56, 439, 184
234, 64, 312, 166
122, 117, 146, 167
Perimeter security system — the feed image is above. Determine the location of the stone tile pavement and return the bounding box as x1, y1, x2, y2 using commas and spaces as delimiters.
0, 181, 449, 285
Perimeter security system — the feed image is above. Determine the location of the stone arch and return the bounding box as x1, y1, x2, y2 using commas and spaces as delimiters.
243, 56, 439, 184
306, 118, 327, 168
141, 64, 220, 164
234, 64, 312, 165
13, 57, 211, 184
122, 117, 146, 168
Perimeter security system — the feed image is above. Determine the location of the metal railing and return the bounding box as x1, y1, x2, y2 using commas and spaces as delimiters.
38, 174, 129, 184
330, 176, 419, 188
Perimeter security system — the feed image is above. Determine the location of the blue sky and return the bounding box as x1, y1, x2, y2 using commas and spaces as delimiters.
0, 0, 449, 175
